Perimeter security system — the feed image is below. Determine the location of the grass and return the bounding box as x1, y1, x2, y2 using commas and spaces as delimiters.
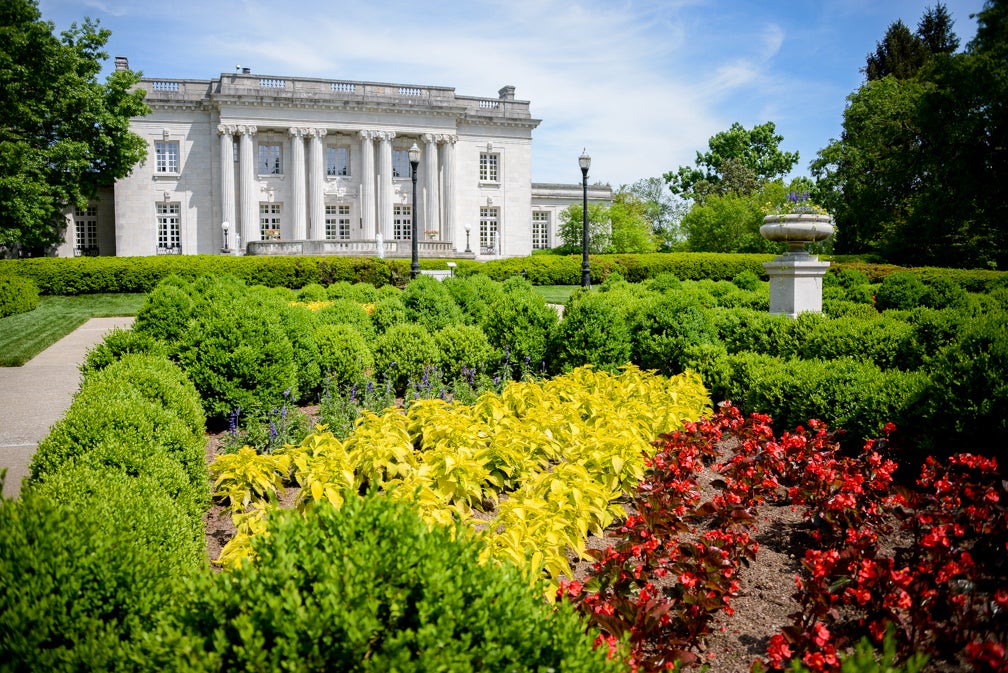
0, 294, 145, 367
533, 285, 581, 304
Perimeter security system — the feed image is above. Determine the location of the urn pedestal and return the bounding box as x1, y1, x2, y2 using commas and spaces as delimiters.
760, 214, 834, 318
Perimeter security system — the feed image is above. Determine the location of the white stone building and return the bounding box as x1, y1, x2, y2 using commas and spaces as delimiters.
58, 59, 610, 260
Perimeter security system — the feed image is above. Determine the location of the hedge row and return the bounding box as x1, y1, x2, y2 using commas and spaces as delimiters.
2, 353, 211, 670
3, 253, 1005, 296
0, 274, 39, 317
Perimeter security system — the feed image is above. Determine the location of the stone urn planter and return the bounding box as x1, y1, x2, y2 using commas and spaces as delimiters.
760, 214, 834, 318
760, 214, 834, 255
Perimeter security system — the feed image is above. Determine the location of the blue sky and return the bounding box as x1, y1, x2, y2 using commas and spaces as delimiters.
38, 0, 987, 188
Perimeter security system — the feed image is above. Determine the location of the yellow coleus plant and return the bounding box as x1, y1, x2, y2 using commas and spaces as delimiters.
210, 365, 711, 588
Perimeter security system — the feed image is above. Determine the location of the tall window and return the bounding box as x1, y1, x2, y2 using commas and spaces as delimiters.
155, 202, 180, 253
74, 206, 98, 255
258, 143, 282, 175
392, 149, 411, 178
325, 145, 350, 176
532, 211, 550, 249
393, 204, 412, 240
479, 207, 499, 254
325, 204, 351, 240
479, 153, 499, 182
260, 203, 282, 239
154, 140, 179, 173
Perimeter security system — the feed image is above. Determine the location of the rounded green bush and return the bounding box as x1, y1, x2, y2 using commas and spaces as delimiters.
480, 287, 558, 376
731, 269, 761, 291
0, 491, 192, 671
148, 495, 617, 673
920, 313, 1008, 458
401, 275, 464, 332
370, 295, 407, 335
433, 323, 495, 380
0, 275, 39, 317
134, 283, 194, 345
445, 273, 505, 324
275, 303, 323, 401
296, 283, 328, 302
314, 298, 375, 340
373, 323, 440, 395
921, 277, 967, 310
315, 323, 374, 389
629, 293, 718, 375
875, 272, 927, 311
176, 302, 299, 420
551, 291, 631, 373
79, 327, 169, 376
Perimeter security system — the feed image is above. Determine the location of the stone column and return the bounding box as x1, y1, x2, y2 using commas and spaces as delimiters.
422, 133, 440, 237
440, 135, 456, 243
359, 130, 376, 239
237, 125, 258, 247
376, 131, 396, 240
307, 128, 326, 240
289, 127, 307, 240
217, 124, 236, 243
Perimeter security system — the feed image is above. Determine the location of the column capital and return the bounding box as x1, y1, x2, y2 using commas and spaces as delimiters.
375, 130, 397, 142
289, 127, 309, 138
422, 132, 437, 144
217, 123, 236, 136
359, 129, 376, 142
307, 127, 328, 139
438, 134, 457, 145
235, 124, 257, 136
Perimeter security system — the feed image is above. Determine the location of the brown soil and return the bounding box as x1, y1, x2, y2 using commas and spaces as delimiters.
198, 422, 904, 672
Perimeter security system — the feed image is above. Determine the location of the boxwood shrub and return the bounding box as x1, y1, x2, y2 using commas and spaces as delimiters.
373, 323, 441, 395
369, 295, 407, 335
0, 274, 39, 317
433, 322, 496, 380
401, 274, 465, 331
628, 293, 718, 376
480, 285, 558, 376
144, 495, 618, 673
315, 323, 374, 389
79, 327, 169, 376
550, 290, 631, 374
0, 491, 193, 672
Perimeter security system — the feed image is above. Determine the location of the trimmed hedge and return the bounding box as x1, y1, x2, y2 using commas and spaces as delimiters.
144, 495, 619, 673
0, 274, 39, 317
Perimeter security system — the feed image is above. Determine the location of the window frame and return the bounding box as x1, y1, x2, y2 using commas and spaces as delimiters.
479, 206, 499, 254
325, 203, 352, 240
155, 201, 181, 254
325, 145, 351, 177
531, 211, 550, 250
154, 140, 180, 174
258, 143, 283, 176
74, 206, 99, 255
259, 202, 282, 239
393, 204, 412, 240
479, 152, 499, 183
392, 149, 411, 179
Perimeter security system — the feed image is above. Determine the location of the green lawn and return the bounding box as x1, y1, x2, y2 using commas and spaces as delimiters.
0, 294, 146, 367
533, 285, 581, 305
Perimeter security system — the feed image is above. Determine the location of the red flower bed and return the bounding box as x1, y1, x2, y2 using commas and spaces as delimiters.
561, 404, 1007, 673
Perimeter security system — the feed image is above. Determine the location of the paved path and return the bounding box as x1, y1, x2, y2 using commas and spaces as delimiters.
0, 316, 135, 498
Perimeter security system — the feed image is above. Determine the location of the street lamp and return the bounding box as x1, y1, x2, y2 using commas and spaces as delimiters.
221, 221, 230, 253
465, 223, 472, 253
409, 142, 421, 279
579, 148, 591, 288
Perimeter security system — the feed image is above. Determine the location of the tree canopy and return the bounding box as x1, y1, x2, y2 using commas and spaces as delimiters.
814, 0, 1007, 269
663, 121, 799, 203
864, 4, 960, 81
0, 0, 148, 256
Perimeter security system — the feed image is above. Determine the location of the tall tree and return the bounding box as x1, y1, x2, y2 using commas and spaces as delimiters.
864, 3, 960, 80
622, 177, 689, 250
0, 0, 148, 256
663, 121, 798, 203
815, 0, 1007, 269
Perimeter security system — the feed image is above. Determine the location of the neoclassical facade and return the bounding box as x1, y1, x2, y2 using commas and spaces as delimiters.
58, 60, 609, 260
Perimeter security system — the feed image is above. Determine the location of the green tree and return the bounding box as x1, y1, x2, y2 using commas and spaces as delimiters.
663, 121, 799, 202
608, 191, 658, 254
623, 176, 689, 250
814, 0, 1006, 269
0, 0, 148, 256
682, 180, 799, 254
864, 4, 959, 81
557, 202, 610, 254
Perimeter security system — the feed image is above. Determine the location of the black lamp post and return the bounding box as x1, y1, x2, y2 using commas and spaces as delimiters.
579, 148, 591, 288
409, 142, 421, 279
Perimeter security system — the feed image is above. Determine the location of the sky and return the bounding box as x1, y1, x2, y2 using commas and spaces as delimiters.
37, 0, 988, 189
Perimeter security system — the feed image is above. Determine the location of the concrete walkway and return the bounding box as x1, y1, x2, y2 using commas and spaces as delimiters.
0, 316, 135, 498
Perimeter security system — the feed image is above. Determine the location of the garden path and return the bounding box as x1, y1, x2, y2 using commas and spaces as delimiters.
0, 316, 134, 498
